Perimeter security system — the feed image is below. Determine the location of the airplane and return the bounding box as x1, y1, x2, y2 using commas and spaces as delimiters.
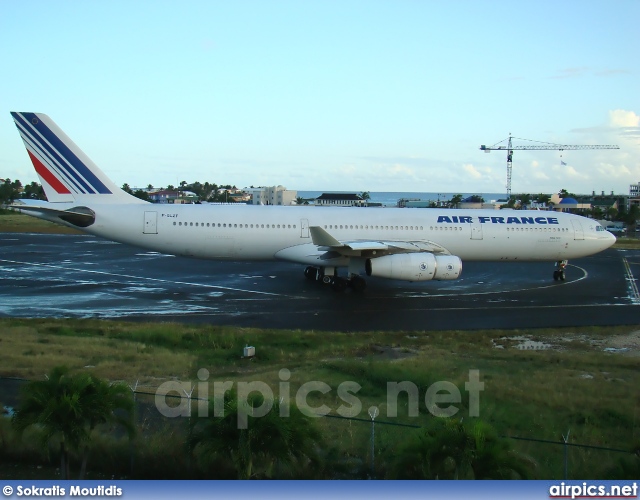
8, 111, 616, 292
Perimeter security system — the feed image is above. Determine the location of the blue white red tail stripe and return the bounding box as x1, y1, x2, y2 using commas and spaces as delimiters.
16, 124, 88, 194
27, 150, 72, 194
11, 112, 112, 195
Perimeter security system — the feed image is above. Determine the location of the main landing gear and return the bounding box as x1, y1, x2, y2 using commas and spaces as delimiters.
553, 260, 568, 281
304, 266, 366, 292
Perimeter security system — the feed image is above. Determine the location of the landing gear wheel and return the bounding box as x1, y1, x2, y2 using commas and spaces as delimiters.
349, 275, 367, 292
554, 260, 568, 282
304, 266, 325, 282
331, 277, 348, 292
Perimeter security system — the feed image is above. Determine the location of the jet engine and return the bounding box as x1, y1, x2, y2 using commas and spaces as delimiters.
365, 253, 462, 282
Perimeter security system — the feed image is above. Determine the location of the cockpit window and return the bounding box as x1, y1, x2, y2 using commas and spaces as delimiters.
596, 225, 605, 232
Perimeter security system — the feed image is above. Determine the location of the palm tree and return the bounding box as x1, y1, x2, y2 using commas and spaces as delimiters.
75, 375, 135, 478
449, 194, 463, 208
188, 392, 321, 479
391, 418, 535, 479
536, 193, 551, 205
12, 366, 134, 479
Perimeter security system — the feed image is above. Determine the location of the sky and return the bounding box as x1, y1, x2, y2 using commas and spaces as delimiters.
1, 0, 639, 196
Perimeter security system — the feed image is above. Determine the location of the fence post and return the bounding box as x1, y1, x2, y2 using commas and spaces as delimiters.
368, 407, 379, 478
129, 380, 139, 477
562, 429, 570, 479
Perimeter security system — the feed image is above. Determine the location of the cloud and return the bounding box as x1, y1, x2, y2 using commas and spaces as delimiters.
549, 67, 589, 79
529, 164, 550, 181
551, 164, 589, 180
462, 163, 482, 179
595, 69, 631, 77
609, 110, 640, 142
389, 164, 415, 176
609, 110, 640, 128
596, 162, 632, 179
572, 109, 640, 144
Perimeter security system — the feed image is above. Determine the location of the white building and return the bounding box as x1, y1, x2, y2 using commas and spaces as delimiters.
630, 182, 640, 211
244, 186, 297, 205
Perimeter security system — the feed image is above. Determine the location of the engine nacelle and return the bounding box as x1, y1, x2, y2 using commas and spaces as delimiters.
365, 253, 462, 282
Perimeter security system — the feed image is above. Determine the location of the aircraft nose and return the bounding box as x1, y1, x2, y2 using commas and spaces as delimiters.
605, 231, 617, 248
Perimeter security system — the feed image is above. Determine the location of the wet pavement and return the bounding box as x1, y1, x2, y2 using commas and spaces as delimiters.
0, 233, 638, 331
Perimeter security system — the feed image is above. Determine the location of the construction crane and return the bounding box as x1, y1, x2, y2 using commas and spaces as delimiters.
480, 135, 620, 198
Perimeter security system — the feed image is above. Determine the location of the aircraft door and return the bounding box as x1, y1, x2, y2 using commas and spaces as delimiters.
143, 211, 158, 234
470, 222, 483, 240
571, 220, 584, 240
300, 218, 310, 238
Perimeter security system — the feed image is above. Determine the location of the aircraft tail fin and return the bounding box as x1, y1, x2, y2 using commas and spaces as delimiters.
10, 112, 146, 204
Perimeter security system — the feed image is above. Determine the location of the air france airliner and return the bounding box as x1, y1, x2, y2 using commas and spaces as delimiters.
8, 112, 615, 291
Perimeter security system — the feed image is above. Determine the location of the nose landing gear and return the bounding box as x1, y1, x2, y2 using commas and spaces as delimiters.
553, 260, 567, 281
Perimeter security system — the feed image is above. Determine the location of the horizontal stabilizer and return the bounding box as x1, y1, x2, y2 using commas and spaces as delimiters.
10, 201, 95, 228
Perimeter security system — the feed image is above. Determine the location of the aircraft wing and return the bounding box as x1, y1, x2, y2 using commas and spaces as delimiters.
308, 226, 450, 256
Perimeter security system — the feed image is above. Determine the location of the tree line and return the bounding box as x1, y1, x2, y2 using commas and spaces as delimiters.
0, 179, 45, 205
120, 180, 242, 203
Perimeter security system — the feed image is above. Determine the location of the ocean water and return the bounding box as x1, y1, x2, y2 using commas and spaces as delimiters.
298, 191, 507, 207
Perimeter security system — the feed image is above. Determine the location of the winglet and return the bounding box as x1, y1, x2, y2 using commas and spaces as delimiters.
309, 226, 343, 247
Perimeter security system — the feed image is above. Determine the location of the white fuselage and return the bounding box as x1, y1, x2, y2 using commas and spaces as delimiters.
71, 203, 614, 266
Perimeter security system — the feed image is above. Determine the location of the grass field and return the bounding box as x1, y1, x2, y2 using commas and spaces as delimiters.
0, 210, 82, 234
1, 318, 638, 479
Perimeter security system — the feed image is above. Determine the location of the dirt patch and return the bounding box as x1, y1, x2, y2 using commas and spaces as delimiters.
492, 330, 640, 357
604, 329, 640, 356
357, 344, 418, 361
